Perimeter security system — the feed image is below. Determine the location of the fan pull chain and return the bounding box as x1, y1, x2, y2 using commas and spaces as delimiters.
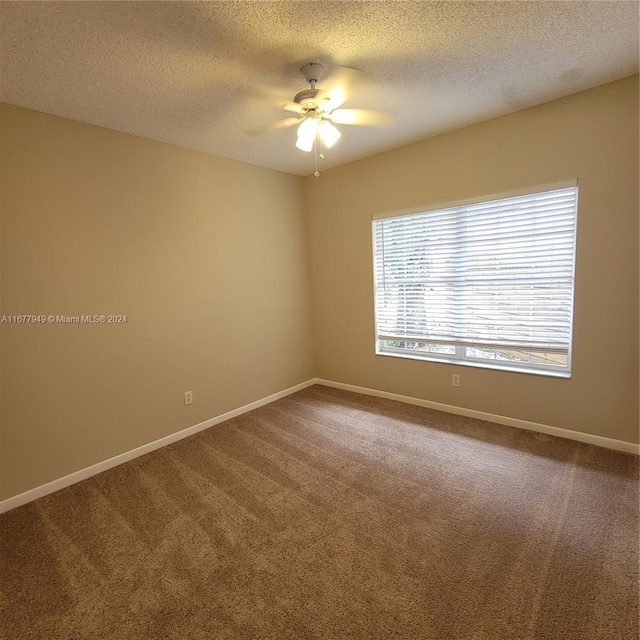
313, 136, 326, 177
313, 137, 320, 177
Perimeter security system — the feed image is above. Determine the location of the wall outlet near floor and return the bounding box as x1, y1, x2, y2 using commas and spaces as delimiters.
184, 390, 193, 405
451, 374, 461, 388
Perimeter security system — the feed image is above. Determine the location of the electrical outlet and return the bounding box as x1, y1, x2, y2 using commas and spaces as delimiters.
184, 390, 193, 405
451, 374, 461, 388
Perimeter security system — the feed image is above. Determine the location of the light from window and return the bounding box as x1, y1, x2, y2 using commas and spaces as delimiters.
372, 183, 578, 376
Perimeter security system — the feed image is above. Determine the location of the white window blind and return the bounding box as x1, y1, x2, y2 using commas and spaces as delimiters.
372, 184, 578, 374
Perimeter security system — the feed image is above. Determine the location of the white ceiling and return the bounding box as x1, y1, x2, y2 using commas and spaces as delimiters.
1, 1, 638, 177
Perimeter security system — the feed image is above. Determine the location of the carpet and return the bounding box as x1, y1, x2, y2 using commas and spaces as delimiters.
1, 384, 638, 639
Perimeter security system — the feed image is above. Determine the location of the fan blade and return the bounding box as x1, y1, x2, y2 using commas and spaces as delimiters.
238, 87, 304, 115
323, 66, 366, 110
281, 101, 304, 114
246, 117, 301, 137
329, 109, 395, 126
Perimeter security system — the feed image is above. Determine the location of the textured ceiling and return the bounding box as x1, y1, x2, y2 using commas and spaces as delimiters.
1, 1, 638, 176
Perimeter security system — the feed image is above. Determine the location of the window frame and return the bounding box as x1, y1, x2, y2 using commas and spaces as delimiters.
371, 180, 578, 378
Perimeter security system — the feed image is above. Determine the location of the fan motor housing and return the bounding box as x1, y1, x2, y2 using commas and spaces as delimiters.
294, 88, 331, 113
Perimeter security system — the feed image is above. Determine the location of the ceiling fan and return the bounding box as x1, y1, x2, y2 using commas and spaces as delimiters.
253, 63, 394, 175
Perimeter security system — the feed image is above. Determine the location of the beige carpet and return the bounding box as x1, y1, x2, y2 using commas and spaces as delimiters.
1, 384, 638, 639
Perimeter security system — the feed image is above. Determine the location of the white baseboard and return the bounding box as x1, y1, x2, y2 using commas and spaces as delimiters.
2, 376, 637, 514
0, 378, 316, 514
315, 378, 640, 455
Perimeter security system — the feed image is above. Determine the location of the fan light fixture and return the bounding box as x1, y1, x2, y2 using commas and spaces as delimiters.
295, 117, 341, 152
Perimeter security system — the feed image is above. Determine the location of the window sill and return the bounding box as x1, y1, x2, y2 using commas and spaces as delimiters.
375, 349, 571, 379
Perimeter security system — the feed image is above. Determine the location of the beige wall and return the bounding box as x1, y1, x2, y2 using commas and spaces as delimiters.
1, 76, 638, 502
306, 75, 639, 444
0, 105, 315, 499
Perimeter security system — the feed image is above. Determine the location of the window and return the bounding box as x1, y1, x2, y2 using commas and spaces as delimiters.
372, 182, 578, 377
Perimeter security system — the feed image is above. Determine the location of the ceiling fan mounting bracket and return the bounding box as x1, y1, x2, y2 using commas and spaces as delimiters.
300, 62, 323, 84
